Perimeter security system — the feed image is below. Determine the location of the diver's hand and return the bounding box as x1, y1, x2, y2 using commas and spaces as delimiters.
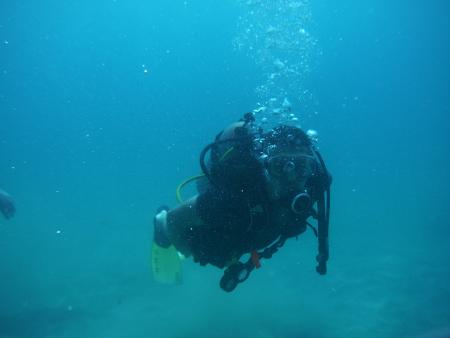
316, 253, 328, 275
0, 189, 16, 219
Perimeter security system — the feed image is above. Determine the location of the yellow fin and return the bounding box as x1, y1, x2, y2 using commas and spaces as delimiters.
151, 242, 182, 285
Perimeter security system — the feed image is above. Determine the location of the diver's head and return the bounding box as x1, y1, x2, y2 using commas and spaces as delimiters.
261, 125, 317, 201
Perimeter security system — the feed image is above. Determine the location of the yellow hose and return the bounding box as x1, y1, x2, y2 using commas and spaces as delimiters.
176, 174, 205, 203
175, 146, 235, 203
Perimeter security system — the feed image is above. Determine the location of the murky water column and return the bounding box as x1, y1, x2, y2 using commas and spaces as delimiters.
234, 0, 317, 126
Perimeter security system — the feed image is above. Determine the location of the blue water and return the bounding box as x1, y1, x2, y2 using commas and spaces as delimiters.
1, 1, 449, 337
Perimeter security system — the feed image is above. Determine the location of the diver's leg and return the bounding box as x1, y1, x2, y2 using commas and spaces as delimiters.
154, 195, 204, 257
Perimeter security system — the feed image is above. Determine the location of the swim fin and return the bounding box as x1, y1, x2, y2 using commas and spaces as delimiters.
151, 241, 182, 285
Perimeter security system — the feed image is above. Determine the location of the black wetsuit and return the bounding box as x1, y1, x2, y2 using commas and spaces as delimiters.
185, 124, 319, 269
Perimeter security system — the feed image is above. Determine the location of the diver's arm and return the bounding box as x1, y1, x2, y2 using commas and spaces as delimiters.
315, 193, 329, 275
0, 188, 15, 219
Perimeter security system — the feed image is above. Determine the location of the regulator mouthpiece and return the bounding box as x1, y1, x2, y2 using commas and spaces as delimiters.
291, 192, 312, 214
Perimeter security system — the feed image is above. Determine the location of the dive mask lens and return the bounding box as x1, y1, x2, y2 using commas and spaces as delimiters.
267, 155, 315, 179
283, 160, 296, 175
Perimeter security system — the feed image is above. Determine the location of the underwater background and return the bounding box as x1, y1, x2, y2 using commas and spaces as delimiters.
0, 0, 449, 337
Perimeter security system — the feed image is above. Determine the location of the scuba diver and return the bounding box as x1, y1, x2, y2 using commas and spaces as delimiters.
0, 188, 15, 220
151, 113, 332, 292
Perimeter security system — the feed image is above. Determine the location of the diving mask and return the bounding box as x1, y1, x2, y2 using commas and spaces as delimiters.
266, 154, 316, 181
